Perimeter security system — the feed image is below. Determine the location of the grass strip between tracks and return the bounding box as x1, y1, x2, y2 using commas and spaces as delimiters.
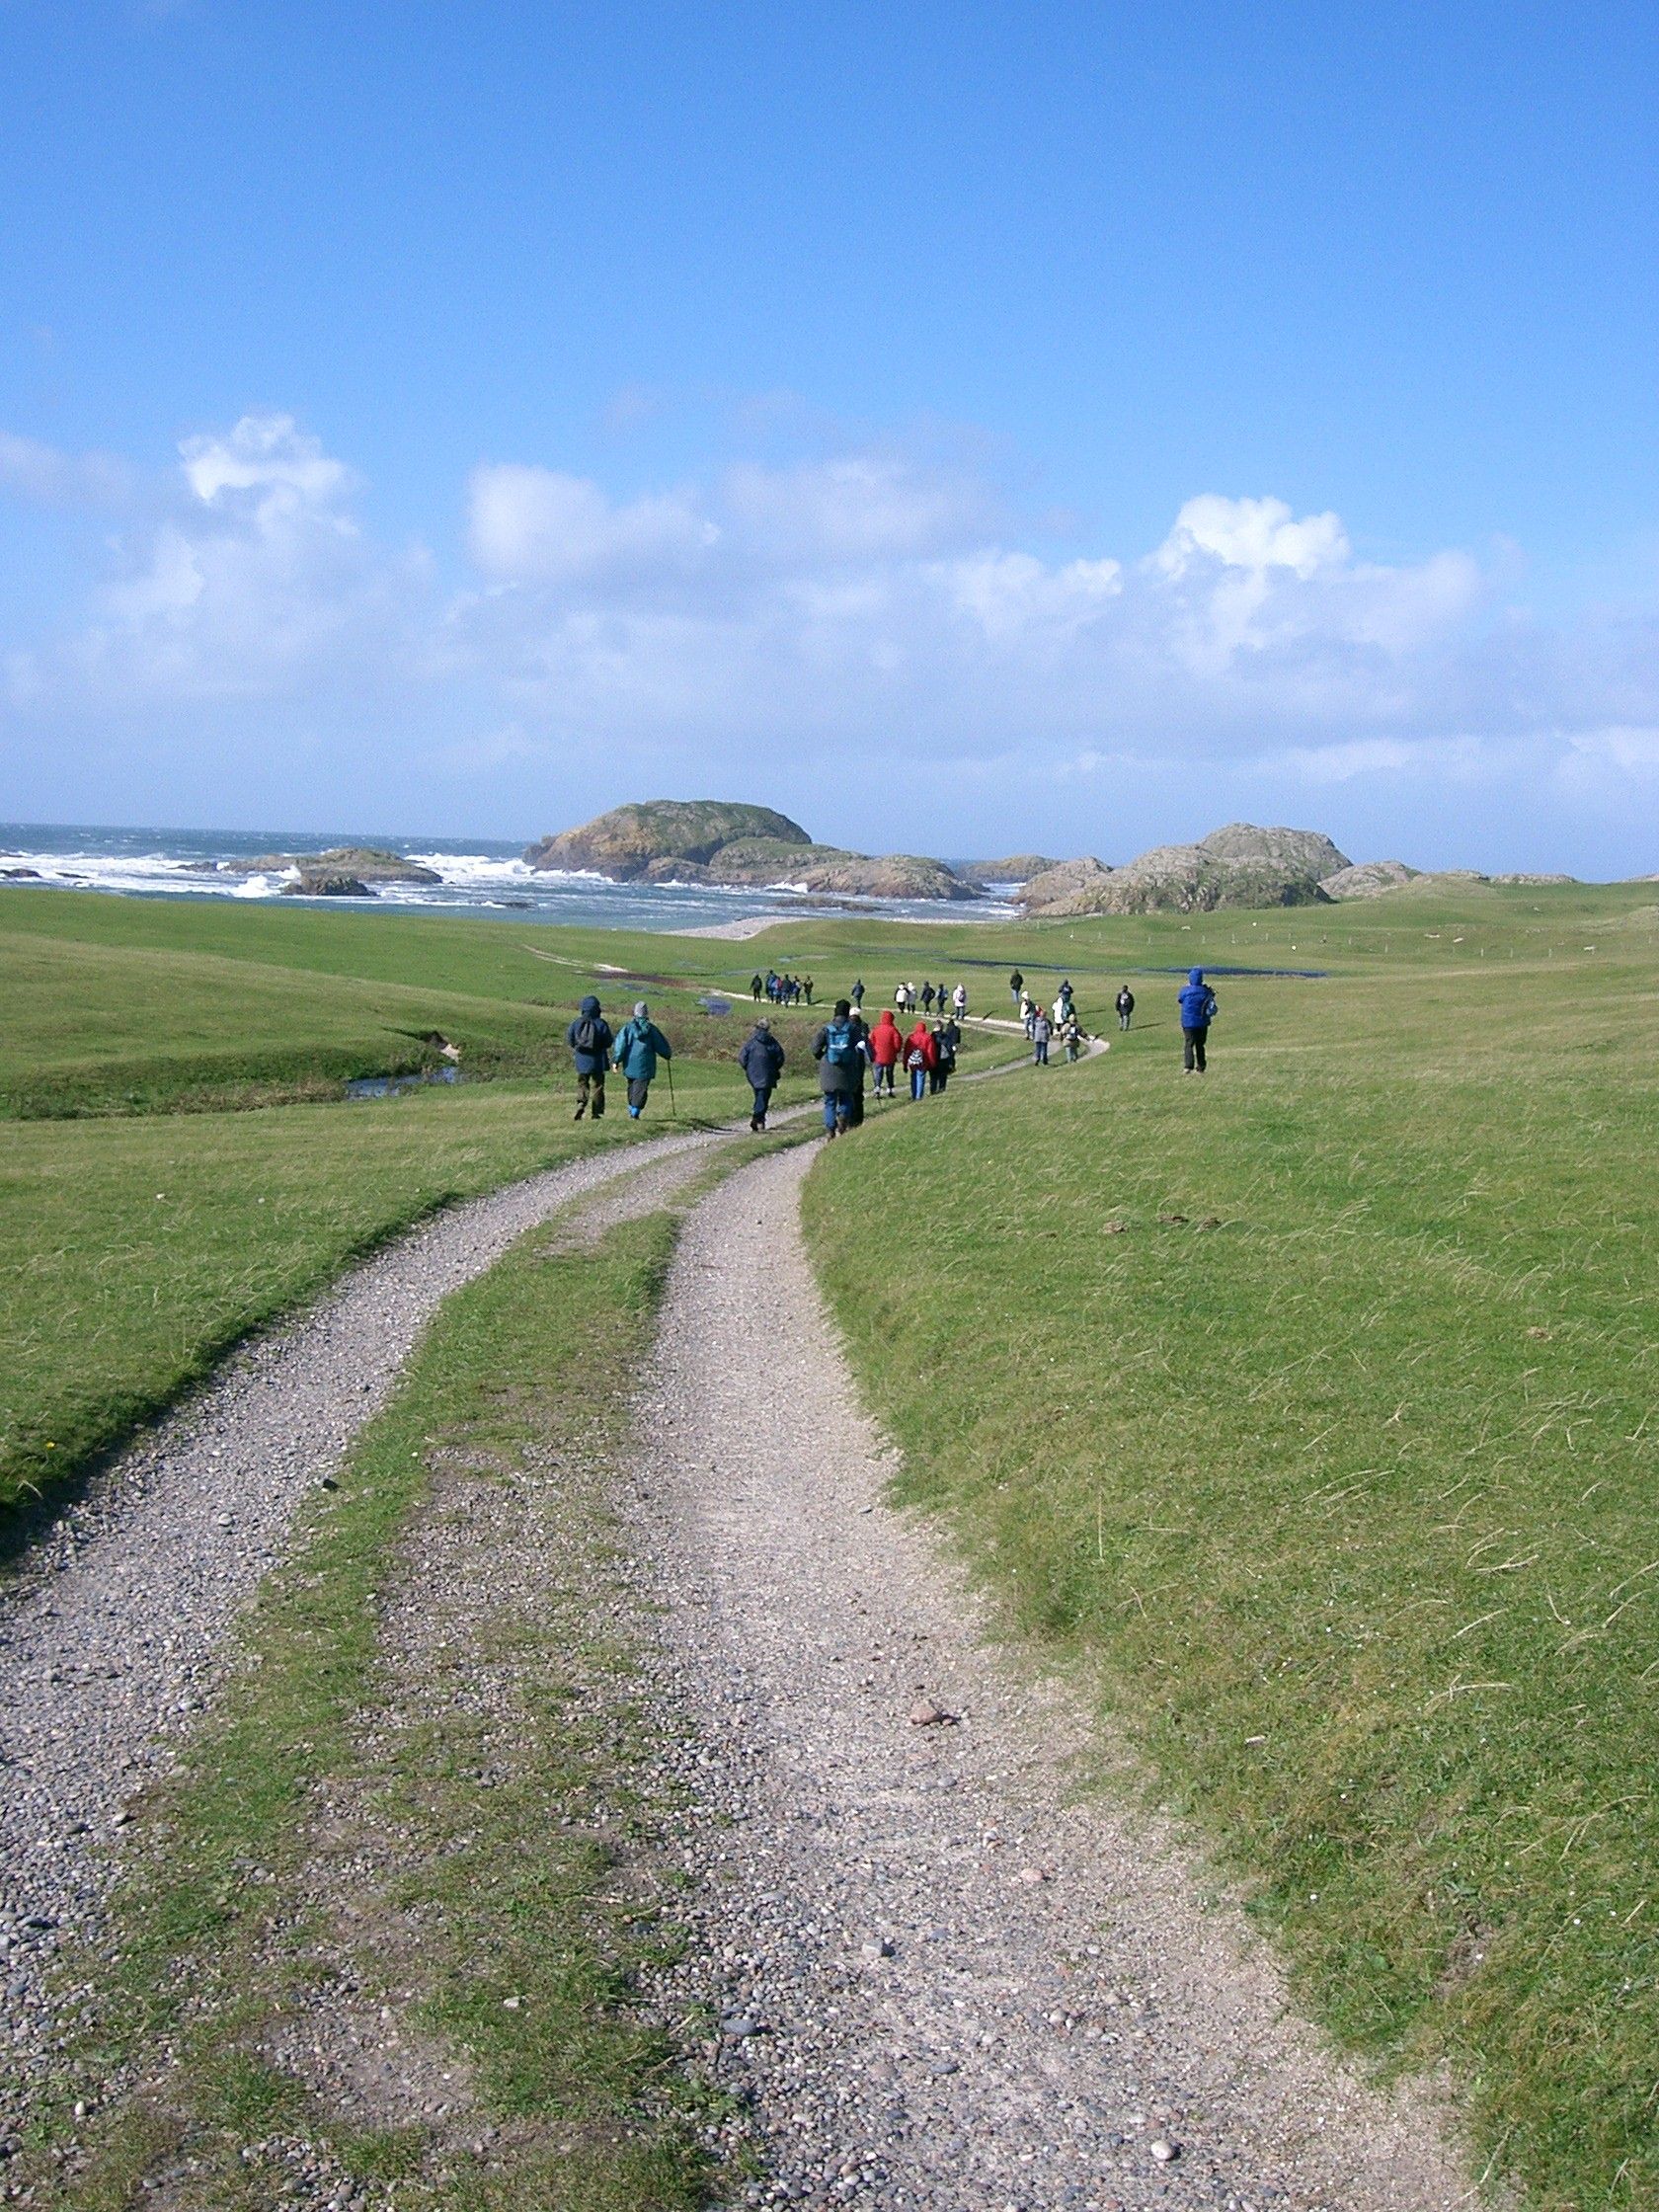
23, 1184, 733, 2211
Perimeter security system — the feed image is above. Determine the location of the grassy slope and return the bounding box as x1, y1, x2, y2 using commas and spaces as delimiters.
0, 887, 1023, 1519
28, 1201, 718, 2211
804, 894, 1659, 2210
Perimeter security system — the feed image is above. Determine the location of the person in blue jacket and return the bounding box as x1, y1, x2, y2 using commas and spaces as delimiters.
1177, 968, 1219, 1072
566, 993, 614, 1122
738, 1016, 785, 1131
612, 1000, 673, 1118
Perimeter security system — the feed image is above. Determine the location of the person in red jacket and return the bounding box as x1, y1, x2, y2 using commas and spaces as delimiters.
868, 1008, 904, 1097
904, 1019, 938, 1102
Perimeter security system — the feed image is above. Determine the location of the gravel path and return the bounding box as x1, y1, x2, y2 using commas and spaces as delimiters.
0, 1114, 756, 2128
634, 1144, 1477, 2212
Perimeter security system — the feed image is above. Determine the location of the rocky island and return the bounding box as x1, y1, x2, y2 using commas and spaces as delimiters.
523, 801, 982, 902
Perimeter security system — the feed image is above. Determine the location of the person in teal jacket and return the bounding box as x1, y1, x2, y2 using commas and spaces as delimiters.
613, 1000, 673, 1118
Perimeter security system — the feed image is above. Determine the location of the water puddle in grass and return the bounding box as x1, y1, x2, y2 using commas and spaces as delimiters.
345, 1066, 466, 1100
697, 993, 734, 1015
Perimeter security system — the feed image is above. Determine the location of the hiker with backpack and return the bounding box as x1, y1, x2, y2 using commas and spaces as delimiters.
904, 1017, 937, 1102
1178, 969, 1219, 1073
1116, 985, 1135, 1030
846, 1007, 871, 1126
920, 982, 935, 1015
850, 978, 865, 1009
1061, 1012, 1083, 1063
930, 1018, 958, 1093
813, 999, 863, 1138
1031, 1006, 1053, 1066
951, 982, 968, 1023
738, 1015, 785, 1131
612, 1000, 673, 1118
867, 1008, 904, 1097
567, 994, 614, 1122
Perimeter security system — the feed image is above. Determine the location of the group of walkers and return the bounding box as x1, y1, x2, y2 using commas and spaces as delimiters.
566, 995, 674, 1122
811, 999, 961, 1137
751, 970, 814, 1005
566, 962, 1223, 1128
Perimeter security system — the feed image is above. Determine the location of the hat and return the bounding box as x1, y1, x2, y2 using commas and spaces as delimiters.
633, 1000, 649, 1017
755, 1016, 770, 1030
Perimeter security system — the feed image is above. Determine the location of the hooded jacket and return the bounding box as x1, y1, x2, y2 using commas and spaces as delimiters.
904, 1021, 938, 1071
1177, 969, 1219, 1028
566, 995, 613, 1075
867, 1010, 904, 1066
613, 1014, 672, 1079
739, 1026, 786, 1088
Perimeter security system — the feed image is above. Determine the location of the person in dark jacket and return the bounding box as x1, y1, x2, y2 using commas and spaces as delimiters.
850, 978, 865, 1009
1031, 1007, 1053, 1066
1177, 968, 1218, 1071
750, 972, 764, 1001
739, 1017, 785, 1131
566, 993, 614, 1122
1116, 985, 1135, 1030
612, 1000, 673, 1116
813, 998, 863, 1137
930, 1018, 958, 1093
1009, 967, 1024, 1008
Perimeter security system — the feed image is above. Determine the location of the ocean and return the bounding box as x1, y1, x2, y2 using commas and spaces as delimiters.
0, 824, 1017, 934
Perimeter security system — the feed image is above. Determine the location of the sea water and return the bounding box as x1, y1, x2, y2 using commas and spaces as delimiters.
0, 823, 1016, 933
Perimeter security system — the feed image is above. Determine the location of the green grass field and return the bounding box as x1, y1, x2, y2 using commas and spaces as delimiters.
803, 885, 1659, 2209
6, 875, 1659, 2204
0, 885, 1015, 1518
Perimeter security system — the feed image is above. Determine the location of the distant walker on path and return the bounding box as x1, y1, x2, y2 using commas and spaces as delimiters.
567, 993, 614, 1122
613, 1000, 673, 1117
739, 1016, 785, 1132
1177, 968, 1218, 1073
1116, 986, 1135, 1031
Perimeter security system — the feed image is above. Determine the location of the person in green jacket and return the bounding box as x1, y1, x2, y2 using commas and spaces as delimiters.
612, 1000, 673, 1118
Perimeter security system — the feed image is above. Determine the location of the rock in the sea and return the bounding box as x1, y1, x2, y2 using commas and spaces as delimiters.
1319, 859, 1418, 898
524, 799, 980, 901
280, 870, 376, 898
232, 845, 440, 885
525, 800, 813, 879
956, 853, 1060, 886
0, 866, 42, 880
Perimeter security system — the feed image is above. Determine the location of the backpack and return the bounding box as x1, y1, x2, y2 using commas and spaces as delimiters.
824, 1018, 858, 1068
906, 1046, 926, 1070
573, 1014, 600, 1053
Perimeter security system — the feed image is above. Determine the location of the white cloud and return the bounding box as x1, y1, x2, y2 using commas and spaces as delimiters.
0, 430, 132, 506
467, 465, 714, 584
724, 455, 988, 560
8, 414, 1659, 872
179, 412, 353, 515
1155, 494, 1350, 580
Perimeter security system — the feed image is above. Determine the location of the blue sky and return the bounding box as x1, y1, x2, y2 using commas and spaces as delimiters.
2, 0, 1656, 871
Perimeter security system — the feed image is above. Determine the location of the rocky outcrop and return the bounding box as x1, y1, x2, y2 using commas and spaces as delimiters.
1319, 860, 1418, 899
1490, 871, 1578, 886
230, 846, 441, 885
524, 800, 979, 901
1018, 834, 1335, 916
957, 854, 1060, 886
524, 801, 811, 879
280, 870, 376, 898
1199, 823, 1351, 878
1018, 858, 1116, 915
